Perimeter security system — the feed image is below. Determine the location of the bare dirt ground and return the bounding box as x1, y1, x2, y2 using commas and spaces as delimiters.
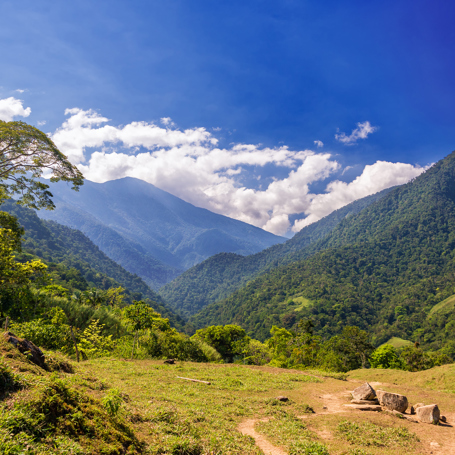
239, 377, 455, 455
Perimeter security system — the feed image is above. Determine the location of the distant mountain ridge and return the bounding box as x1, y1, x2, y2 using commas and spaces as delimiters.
159, 187, 394, 317
38, 177, 285, 289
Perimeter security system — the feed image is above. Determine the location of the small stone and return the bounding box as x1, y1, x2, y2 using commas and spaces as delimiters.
322, 406, 328, 410
351, 382, 376, 401
378, 391, 408, 413
276, 396, 289, 402
410, 406, 415, 415
440, 415, 447, 423
416, 404, 440, 424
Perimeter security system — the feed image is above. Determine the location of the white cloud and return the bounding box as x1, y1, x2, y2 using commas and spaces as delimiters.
335, 121, 377, 145
37, 120, 46, 126
160, 117, 173, 126
15, 89, 25, 93
292, 160, 425, 232
314, 140, 324, 148
0, 97, 31, 121
50, 107, 425, 236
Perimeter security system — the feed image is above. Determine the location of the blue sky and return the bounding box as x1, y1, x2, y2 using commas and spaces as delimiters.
1, 0, 454, 235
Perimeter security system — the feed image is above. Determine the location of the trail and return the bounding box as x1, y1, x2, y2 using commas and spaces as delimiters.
238, 418, 287, 455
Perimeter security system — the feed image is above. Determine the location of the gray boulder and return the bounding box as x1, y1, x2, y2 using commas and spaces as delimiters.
351, 382, 376, 401
378, 391, 408, 413
416, 404, 440, 424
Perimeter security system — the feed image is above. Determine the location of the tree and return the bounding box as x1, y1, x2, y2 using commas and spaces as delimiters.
122, 300, 170, 358
369, 344, 403, 369
0, 121, 83, 210
191, 324, 250, 363
324, 326, 373, 371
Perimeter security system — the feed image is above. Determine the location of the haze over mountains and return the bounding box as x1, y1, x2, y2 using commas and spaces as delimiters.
38, 177, 285, 290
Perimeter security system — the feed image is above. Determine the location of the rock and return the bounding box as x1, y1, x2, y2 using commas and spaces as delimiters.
416, 404, 440, 424
4, 332, 46, 369
276, 396, 289, 402
377, 391, 408, 413
164, 359, 176, 364
440, 415, 447, 423
410, 406, 415, 415
351, 382, 376, 401
351, 399, 379, 405
344, 404, 382, 411
414, 402, 425, 410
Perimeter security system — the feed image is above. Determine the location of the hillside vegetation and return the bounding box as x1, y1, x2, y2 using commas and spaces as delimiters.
2, 200, 183, 328
190, 151, 455, 351
160, 188, 393, 317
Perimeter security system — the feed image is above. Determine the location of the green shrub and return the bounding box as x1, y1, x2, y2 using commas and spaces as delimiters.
102, 388, 123, 416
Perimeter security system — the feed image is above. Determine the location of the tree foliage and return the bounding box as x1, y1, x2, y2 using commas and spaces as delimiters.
0, 121, 83, 210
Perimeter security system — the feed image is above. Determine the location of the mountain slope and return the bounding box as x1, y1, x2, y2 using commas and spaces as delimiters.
190, 151, 455, 347
38, 177, 285, 288
2, 200, 184, 328
160, 188, 393, 317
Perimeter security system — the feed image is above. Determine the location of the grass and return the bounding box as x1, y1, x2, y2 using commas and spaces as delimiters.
427, 293, 455, 318
83, 360, 322, 454
380, 337, 413, 348
337, 420, 419, 448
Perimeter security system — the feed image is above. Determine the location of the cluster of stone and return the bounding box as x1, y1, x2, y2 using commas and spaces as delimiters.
345, 382, 445, 425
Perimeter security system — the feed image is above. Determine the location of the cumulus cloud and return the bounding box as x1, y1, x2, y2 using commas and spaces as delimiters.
335, 121, 377, 145
314, 140, 324, 148
292, 161, 425, 232
0, 97, 31, 121
50, 108, 425, 236
37, 120, 46, 126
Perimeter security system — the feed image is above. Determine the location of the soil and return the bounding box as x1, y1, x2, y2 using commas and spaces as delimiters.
237, 418, 287, 455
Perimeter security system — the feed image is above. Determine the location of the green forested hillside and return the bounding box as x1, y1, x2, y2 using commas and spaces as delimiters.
2, 200, 184, 328
190, 151, 455, 349
160, 188, 393, 317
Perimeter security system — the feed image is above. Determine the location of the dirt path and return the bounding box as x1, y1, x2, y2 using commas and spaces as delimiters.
238, 418, 287, 455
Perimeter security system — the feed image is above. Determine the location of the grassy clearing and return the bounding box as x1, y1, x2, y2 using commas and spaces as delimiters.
2, 331, 455, 454
427, 293, 455, 318
380, 337, 413, 348
83, 359, 322, 454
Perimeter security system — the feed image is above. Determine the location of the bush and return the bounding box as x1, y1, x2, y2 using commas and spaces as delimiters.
370, 344, 404, 369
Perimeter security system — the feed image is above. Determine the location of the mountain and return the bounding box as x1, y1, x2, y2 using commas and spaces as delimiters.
1, 200, 184, 328
159, 188, 394, 318
38, 177, 285, 289
189, 150, 455, 349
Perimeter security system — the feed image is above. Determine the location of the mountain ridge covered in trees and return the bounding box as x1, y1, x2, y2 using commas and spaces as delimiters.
160, 188, 394, 317
189, 150, 455, 353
